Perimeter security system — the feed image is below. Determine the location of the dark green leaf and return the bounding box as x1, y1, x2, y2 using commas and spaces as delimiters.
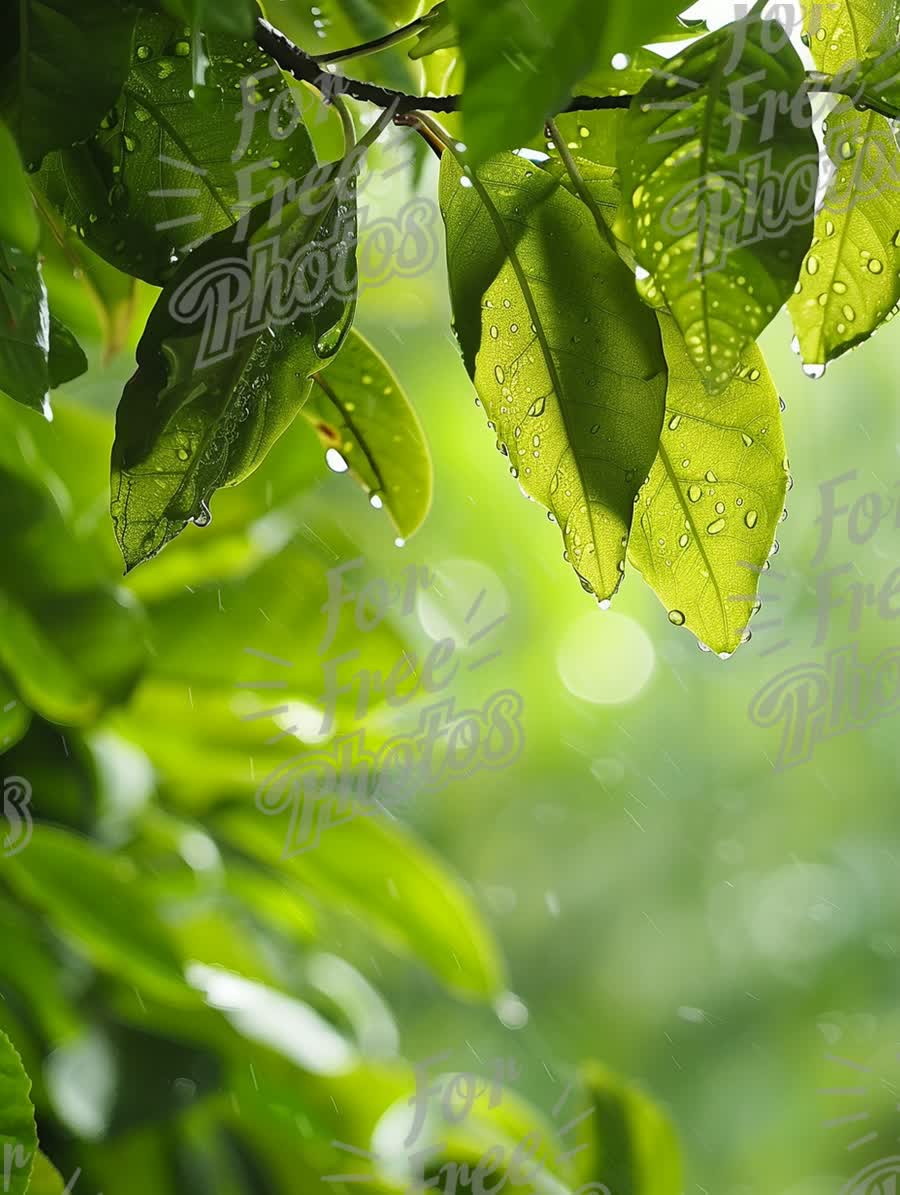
618, 12, 817, 392
1, 0, 136, 168
450, 0, 690, 162
306, 328, 431, 539
440, 150, 666, 601
110, 167, 358, 571
159, 0, 256, 37
47, 315, 87, 388
35, 10, 316, 285
0, 1029, 36, 1195
0, 243, 50, 418
627, 315, 788, 656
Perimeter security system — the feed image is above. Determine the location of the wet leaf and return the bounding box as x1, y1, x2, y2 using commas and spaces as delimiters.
34, 10, 316, 285
789, 0, 900, 367
110, 168, 358, 571
1, 0, 136, 168
0, 243, 50, 418
627, 315, 788, 656
618, 11, 817, 392
306, 329, 432, 539
440, 151, 666, 602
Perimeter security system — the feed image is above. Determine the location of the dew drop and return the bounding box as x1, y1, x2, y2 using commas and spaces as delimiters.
325, 448, 349, 473
744, 509, 758, 528
803, 362, 826, 379
687, 484, 702, 502
668, 609, 686, 626
706, 518, 726, 535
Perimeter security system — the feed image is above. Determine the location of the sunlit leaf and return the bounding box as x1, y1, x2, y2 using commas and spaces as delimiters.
789, 0, 900, 368
34, 10, 316, 285
618, 11, 816, 392
2, 826, 199, 1008
0, 1029, 36, 1195
627, 315, 788, 656
306, 328, 432, 539
1, 0, 136, 168
440, 150, 666, 602
110, 169, 357, 571
24, 1153, 67, 1195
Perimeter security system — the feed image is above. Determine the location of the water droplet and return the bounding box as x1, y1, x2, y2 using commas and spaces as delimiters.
803, 362, 826, 379
494, 364, 505, 384
136, 45, 151, 60
705, 470, 718, 483
744, 509, 758, 528
715, 501, 725, 514
687, 484, 702, 502
706, 518, 726, 535
174, 40, 191, 56
369, 493, 383, 509
193, 500, 212, 528
489, 325, 498, 339
806, 256, 819, 275
325, 448, 349, 473
528, 395, 546, 417
177, 447, 189, 461
868, 258, 884, 274
741, 432, 753, 447
668, 414, 682, 430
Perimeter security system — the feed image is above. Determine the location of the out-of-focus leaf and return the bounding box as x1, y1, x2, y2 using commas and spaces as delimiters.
159, 0, 256, 36
450, 0, 689, 162
1, 0, 136, 168
789, 0, 900, 369
0, 673, 31, 751
110, 170, 357, 571
0, 121, 38, 254
440, 150, 666, 602
618, 12, 816, 392
25, 1153, 67, 1195
35, 10, 317, 285
306, 329, 431, 539
627, 315, 788, 656
573, 1061, 681, 1195
1, 720, 98, 832
214, 807, 505, 999
0, 243, 50, 418
409, 2, 457, 58
0, 1029, 37, 1195
2, 826, 199, 1008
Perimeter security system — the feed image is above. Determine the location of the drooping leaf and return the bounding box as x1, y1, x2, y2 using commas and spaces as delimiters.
627, 315, 788, 656
618, 11, 817, 392
0, 1029, 37, 1195
573, 1061, 682, 1195
214, 806, 506, 999
2, 827, 199, 1008
110, 166, 358, 571
34, 10, 317, 285
305, 328, 431, 539
789, 1, 900, 368
0, 120, 38, 254
450, 0, 692, 162
48, 315, 87, 388
0, 243, 50, 418
0, 0, 136, 168
440, 150, 666, 602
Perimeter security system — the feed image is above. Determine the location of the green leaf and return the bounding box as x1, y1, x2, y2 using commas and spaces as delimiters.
1, 0, 136, 168
0, 120, 38, 254
159, 0, 256, 37
47, 315, 87, 388
574, 1061, 682, 1195
450, 0, 690, 161
214, 808, 505, 999
0, 1029, 36, 1195
788, 0, 900, 369
0, 243, 50, 418
305, 328, 432, 539
24, 1153, 66, 1195
618, 12, 817, 392
409, 2, 458, 59
2, 826, 199, 1008
34, 10, 316, 286
110, 168, 358, 571
627, 315, 788, 656
440, 150, 666, 602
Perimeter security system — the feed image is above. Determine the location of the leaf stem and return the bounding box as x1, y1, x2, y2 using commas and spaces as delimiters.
311, 17, 426, 64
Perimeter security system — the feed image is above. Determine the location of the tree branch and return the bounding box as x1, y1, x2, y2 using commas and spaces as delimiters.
254, 18, 634, 114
